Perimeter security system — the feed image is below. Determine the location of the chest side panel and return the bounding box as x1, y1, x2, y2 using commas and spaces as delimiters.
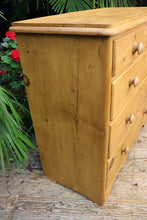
17, 34, 112, 204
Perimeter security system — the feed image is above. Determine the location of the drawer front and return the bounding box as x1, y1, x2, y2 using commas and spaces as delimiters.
109, 77, 147, 158
112, 26, 147, 76
111, 51, 147, 120
107, 101, 147, 188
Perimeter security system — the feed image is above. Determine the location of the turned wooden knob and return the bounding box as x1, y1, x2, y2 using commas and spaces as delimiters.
138, 42, 144, 54
121, 146, 130, 154
143, 109, 147, 115
129, 76, 139, 87
126, 114, 135, 124
132, 42, 144, 54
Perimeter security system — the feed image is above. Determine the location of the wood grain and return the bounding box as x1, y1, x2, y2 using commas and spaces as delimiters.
9, 8, 147, 205
10, 8, 147, 36
16, 34, 112, 205
109, 78, 147, 156
0, 195, 18, 220
11, 197, 147, 220
106, 103, 147, 198
112, 26, 147, 76
0, 123, 146, 219
111, 50, 147, 120
10, 8, 147, 28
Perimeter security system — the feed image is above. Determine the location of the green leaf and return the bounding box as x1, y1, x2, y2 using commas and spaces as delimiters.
0, 11, 7, 21
5, 50, 12, 56
17, 130, 36, 150
1, 42, 9, 48
0, 141, 5, 175
4, 138, 22, 174
49, 0, 93, 13
1, 55, 12, 64
0, 49, 5, 57
10, 81, 21, 89
1, 73, 8, 80
21, 80, 25, 86
12, 69, 17, 74
2, 66, 12, 73
36, 0, 40, 10
7, 134, 26, 166
0, 86, 36, 175
1, 138, 12, 169
16, 68, 22, 74
11, 61, 20, 69
3, 37, 10, 43
9, 41, 18, 49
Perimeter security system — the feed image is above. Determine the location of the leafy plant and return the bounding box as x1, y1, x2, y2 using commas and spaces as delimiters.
0, 11, 7, 21
49, 0, 93, 13
0, 31, 23, 90
96, 0, 136, 7
2, 0, 50, 24
0, 86, 36, 175
36, 0, 50, 15
48, 0, 136, 13
0, 31, 33, 133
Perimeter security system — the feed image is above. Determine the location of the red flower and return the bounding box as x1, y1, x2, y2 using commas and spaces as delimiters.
6, 31, 16, 40
10, 49, 20, 62
0, 70, 6, 76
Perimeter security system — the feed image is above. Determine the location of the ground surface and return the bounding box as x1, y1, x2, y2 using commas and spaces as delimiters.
0, 123, 147, 220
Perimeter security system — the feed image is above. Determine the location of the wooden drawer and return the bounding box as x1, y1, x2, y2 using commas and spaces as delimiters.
112, 26, 147, 76
109, 77, 147, 158
107, 101, 147, 188
111, 51, 147, 120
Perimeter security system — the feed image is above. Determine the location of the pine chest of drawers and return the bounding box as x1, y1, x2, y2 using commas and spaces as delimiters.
10, 7, 147, 205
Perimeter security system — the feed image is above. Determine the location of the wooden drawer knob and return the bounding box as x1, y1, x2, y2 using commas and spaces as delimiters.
126, 114, 135, 124
121, 146, 130, 154
129, 76, 139, 87
133, 42, 144, 54
138, 42, 144, 54
143, 109, 147, 115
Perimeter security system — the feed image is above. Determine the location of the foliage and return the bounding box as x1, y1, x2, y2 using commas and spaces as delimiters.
49, 0, 93, 13
1, 0, 138, 25
0, 11, 6, 21
96, 0, 136, 7
0, 32, 33, 133
0, 86, 36, 175
101, 0, 135, 7
48, 0, 136, 14
36, 0, 50, 15
0, 32, 23, 90
2, 0, 50, 24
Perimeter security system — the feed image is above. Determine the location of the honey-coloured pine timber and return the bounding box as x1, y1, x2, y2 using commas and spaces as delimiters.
10, 7, 147, 205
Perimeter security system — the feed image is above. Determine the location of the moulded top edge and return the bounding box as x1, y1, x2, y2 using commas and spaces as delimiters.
10, 7, 147, 36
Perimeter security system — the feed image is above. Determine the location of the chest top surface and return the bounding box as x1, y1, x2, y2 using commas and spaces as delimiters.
10, 7, 147, 36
